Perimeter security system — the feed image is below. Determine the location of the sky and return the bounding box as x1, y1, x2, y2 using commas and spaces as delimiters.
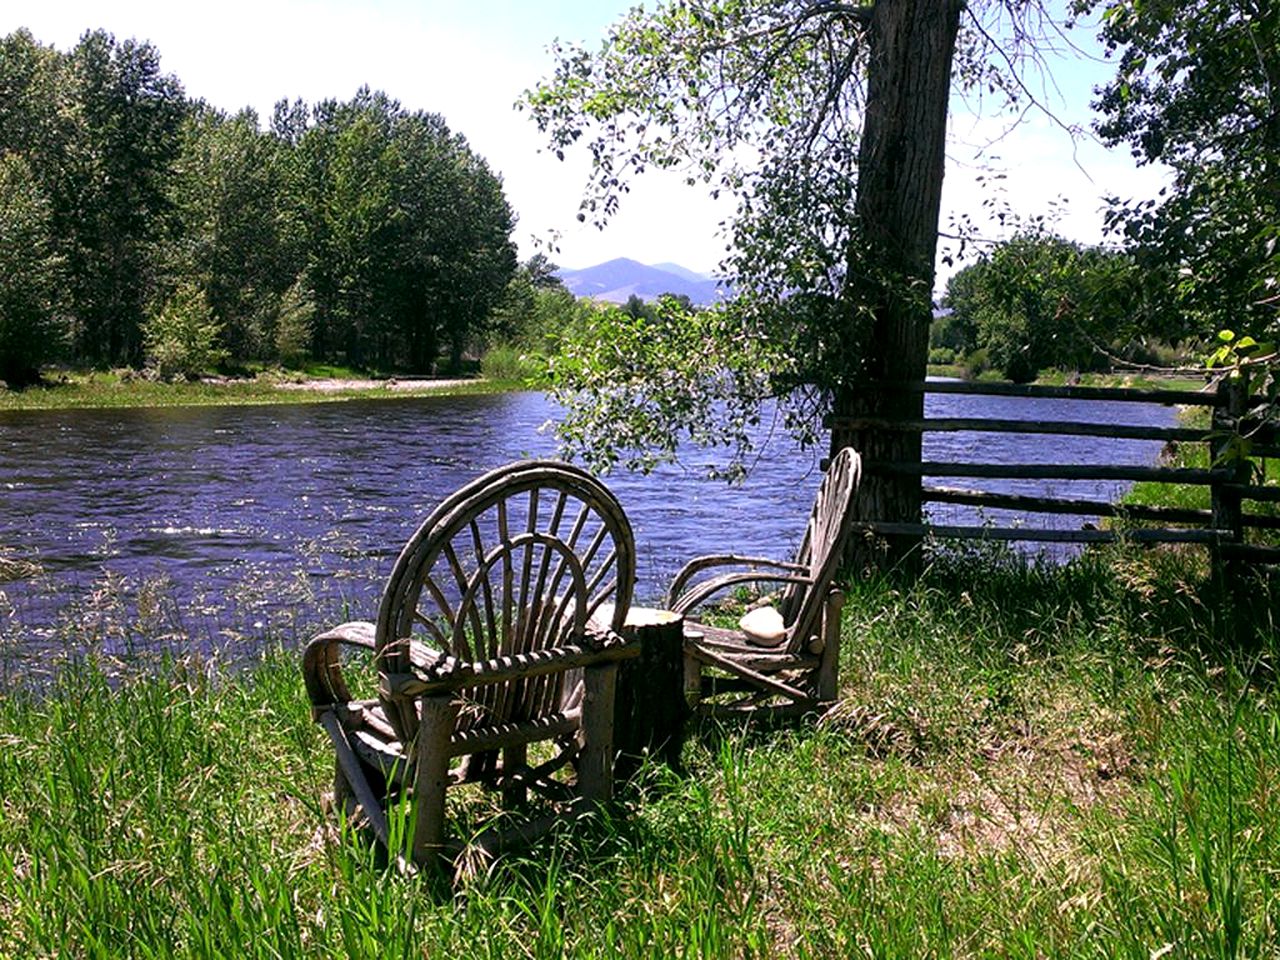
3, 1, 1167, 286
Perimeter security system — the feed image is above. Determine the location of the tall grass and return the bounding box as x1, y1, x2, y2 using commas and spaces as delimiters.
479, 344, 546, 385
1, 549, 1276, 957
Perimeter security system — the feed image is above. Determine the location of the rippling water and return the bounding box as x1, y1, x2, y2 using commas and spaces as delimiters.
0, 389, 1177, 666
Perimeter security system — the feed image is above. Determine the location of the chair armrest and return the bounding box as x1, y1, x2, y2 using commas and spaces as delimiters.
665, 553, 810, 608
381, 626, 638, 700
302, 620, 377, 714
668, 570, 814, 618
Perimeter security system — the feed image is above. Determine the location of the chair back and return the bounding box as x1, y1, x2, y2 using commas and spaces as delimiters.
375, 461, 635, 741
777, 447, 862, 653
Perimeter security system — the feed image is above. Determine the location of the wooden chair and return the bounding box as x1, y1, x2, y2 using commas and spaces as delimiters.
303, 460, 638, 869
668, 447, 861, 719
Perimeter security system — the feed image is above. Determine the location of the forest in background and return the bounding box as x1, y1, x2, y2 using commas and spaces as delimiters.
0, 28, 519, 386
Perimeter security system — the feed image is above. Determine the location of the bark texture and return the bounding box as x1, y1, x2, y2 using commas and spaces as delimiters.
833, 0, 963, 574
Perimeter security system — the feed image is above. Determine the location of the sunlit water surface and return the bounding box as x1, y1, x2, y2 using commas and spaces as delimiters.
0, 389, 1177, 671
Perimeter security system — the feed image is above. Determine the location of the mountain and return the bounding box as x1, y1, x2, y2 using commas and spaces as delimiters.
649, 262, 711, 283
556, 258, 726, 306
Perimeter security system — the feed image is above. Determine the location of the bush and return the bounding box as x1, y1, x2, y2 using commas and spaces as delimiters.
143, 283, 227, 380
273, 276, 315, 369
961, 347, 990, 378
480, 343, 544, 383
928, 346, 956, 365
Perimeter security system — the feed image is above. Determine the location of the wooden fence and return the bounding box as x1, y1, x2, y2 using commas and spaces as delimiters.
828, 379, 1280, 573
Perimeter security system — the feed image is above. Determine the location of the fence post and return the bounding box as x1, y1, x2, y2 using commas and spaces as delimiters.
1209, 378, 1248, 582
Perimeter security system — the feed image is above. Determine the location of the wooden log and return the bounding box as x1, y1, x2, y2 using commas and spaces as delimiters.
852, 522, 1232, 544
610, 606, 689, 778
683, 650, 703, 713
446, 712, 580, 756
1225, 483, 1280, 503
1218, 543, 1280, 565
923, 486, 1211, 523
502, 744, 527, 807
381, 638, 639, 699
319, 710, 392, 850
1211, 381, 1249, 582
830, 417, 1211, 443
924, 486, 1280, 530
686, 643, 812, 702
839, 379, 1221, 406
870, 462, 1230, 484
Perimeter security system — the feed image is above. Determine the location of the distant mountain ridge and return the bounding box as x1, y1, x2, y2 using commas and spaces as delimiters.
556, 257, 726, 306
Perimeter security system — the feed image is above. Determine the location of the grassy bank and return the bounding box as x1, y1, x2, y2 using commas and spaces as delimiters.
0, 369, 524, 412
921, 365, 1212, 393
2, 549, 1277, 957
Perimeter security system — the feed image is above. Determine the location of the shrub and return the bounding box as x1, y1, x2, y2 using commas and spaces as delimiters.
961, 347, 990, 378
480, 343, 544, 383
143, 282, 227, 380
273, 276, 315, 369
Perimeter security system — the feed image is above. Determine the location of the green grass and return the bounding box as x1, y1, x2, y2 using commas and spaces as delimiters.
1124, 405, 1279, 526
0, 370, 521, 412
1, 550, 1278, 957
1034, 370, 1209, 392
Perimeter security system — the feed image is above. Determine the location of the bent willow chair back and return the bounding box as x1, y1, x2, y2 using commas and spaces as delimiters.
304, 460, 637, 869
669, 447, 862, 718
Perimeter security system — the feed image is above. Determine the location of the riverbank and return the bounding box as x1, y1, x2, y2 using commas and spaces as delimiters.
3, 366, 1211, 413
0, 369, 522, 412
1, 550, 1275, 956
926, 364, 1210, 393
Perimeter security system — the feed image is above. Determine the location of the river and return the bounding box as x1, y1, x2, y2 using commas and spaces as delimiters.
0, 389, 1177, 670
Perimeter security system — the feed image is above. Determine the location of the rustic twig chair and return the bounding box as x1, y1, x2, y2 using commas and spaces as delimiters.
303, 460, 638, 869
668, 447, 861, 719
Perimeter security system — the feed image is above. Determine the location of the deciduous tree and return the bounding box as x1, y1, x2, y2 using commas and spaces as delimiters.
164, 104, 300, 362
941, 231, 1150, 381
1080, 0, 1280, 337
527, 0, 1060, 567
62, 30, 187, 366
0, 152, 65, 384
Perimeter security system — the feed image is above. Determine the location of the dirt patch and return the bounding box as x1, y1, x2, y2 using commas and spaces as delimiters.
273, 377, 476, 393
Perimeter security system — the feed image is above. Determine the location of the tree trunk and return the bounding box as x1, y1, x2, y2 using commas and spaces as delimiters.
832, 0, 962, 576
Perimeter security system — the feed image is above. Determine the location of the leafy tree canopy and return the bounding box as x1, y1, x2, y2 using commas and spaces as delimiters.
941, 230, 1153, 382
524, 0, 1067, 476
0, 152, 65, 384
1078, 0, 1280, 337
0, 27, 518, 378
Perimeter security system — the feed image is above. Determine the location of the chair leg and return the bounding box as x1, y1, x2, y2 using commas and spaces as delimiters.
816, 588, 845, 703
412, 694, 459, 866
579, 662, 618, 802
503, 744, 528, 806
683, 652, 703, 710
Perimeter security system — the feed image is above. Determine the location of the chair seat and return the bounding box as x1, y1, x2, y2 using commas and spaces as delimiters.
685, 620, 820, 671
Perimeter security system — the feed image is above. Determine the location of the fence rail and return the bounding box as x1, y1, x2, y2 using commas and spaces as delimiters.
829, 379, 1280, 572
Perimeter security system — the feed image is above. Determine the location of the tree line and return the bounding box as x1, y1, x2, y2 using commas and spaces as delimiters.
933, 231, 1171, 383
0, 28, 517, 386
